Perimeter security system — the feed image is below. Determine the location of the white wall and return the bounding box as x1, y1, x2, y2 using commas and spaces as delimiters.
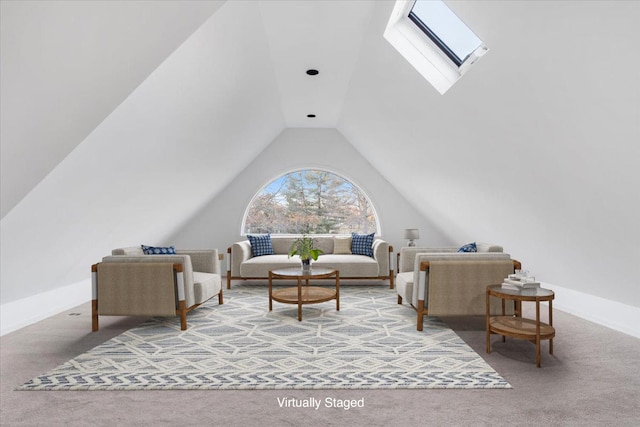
168, 128, 448, 258
0, 0, 284, 305
339, 0, 640, 309
0, 0, 224, 218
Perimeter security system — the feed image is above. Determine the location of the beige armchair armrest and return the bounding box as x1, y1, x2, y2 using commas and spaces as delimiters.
372, 239, 389, 272
230, 241, 252, 272
91, 262, 189, 331
412, 258, 520, 331
411, 252, 513, 304
372, 239, 394, 289
101, 254, 195, 307
177, 249, 220, 275
227, 241, 252, 289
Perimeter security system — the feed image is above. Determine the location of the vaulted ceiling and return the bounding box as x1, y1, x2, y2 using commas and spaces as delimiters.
2, 1, 639, 311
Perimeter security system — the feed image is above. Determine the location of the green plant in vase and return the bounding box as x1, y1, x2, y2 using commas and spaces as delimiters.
288, 235, 323, 272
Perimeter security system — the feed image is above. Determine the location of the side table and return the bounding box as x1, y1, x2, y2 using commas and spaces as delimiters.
486, 284, 555, 367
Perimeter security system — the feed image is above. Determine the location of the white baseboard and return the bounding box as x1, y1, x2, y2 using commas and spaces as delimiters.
1, 280, 638, 339
0, 279, 91, 336
543, 282, 640, 339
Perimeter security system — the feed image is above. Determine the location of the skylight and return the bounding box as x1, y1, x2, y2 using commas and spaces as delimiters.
408, 1, 482, 66
384, 0, 488, 94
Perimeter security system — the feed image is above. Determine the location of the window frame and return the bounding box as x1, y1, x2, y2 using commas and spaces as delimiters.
383, 0, 488, 94
407, 8, 462, 67
241, 168, 381, 236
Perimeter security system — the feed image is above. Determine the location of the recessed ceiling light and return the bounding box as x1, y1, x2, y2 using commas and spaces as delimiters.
306, 69, 319, 76
307, 114, 316, 118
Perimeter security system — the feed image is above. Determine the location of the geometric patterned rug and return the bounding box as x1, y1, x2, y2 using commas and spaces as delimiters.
18, 285, 510, 390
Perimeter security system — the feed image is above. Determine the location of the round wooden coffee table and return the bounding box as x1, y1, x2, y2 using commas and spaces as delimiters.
269, 267, 340, 321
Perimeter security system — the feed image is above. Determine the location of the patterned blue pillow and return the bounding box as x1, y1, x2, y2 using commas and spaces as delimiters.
351, 232, 375, 257
141, 245, 176, 255
457, 242, 477, 253
248, 234, 274, 257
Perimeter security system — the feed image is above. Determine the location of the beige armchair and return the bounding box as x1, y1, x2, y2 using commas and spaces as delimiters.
91, 247, 223, 331
396, 245, 519, 330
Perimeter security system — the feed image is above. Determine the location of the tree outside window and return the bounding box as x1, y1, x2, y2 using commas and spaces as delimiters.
243, 169, 378, 235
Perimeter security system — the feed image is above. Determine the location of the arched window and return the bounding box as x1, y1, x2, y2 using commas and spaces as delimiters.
243, 169, 379, 235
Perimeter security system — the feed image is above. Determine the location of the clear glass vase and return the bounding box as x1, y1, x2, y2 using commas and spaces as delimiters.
301, 259, 311, 274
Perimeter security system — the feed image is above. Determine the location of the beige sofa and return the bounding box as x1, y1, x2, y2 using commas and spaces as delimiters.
91, 247, 223, 331
396, 244, 520, 330
227, 235, 394, 289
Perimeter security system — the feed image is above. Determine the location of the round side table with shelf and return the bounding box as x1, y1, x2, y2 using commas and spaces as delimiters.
486, 284, 555, 368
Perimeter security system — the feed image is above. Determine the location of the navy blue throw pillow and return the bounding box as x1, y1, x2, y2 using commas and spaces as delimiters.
457, 242, 477, 253
141, 245, 176, 255
351, 232, 375, 257
248, 234, 274, 257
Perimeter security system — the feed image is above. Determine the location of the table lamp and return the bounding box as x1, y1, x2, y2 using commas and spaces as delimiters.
403, 229, 419, 247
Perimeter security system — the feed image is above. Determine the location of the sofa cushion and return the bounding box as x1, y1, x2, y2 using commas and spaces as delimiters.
248, 234, 274, 257
313, 254, 378, 277
313, 237, 334, 255
112, 247, 144, 256
240, 254, 300, 277
333, 236, 352, 254
271, 237, 297, 254
457, 242, 477, 253
351, 233, 375, 257
141, 245, 176, 255
269, 236, 335, 255
475, 242, 503, 252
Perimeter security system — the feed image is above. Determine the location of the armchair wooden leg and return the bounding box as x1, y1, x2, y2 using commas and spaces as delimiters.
227, 248, 232, 289
417, 299, 425, 331
218, 289, 224, 305
178, 300, 187, 330
397, 295, 403, 304
389, 270, 395, 289
91, 299, 99, 332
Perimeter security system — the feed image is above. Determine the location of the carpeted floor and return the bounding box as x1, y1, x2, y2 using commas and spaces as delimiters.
2, 282, 639, 426
17, 286, 509, 390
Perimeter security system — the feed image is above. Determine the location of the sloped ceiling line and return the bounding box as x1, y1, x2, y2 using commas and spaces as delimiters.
0, 0, 226, 218
1, 0, 286, 303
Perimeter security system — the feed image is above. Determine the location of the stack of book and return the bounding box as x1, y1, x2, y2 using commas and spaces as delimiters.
502, 274, 540, 290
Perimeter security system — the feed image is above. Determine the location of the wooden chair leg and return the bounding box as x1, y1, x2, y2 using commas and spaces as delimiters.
218, 289, 224, 305
227, 248, 232, 289
178, 300, 187, 330
397, 295, 403, 304
389, 270, 395, 289
91, 300, 99, 332
417, 299, 425, 331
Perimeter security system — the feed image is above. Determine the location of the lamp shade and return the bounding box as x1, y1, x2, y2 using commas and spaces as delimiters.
403, 229, 420, 240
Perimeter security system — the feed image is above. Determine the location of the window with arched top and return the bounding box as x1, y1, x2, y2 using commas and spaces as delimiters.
242, 169, 380, 235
